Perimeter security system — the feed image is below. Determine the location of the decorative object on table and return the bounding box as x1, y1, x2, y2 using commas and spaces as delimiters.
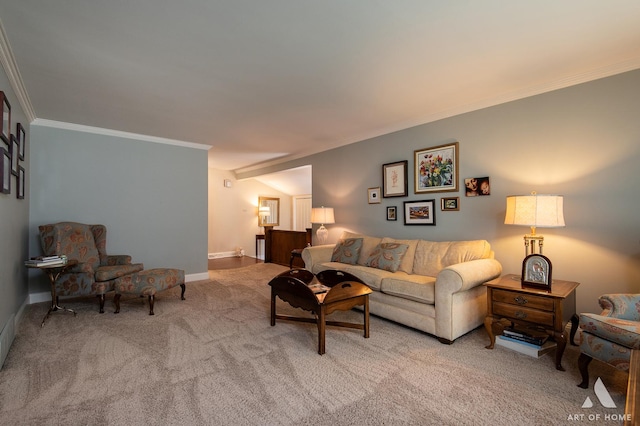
367, 187, 381, 204
404, 199, 436, 225
464, 176, 490, 196
382, 160, 408, 197
9, 134, 19, 176
310, 206, 335, 244
16, 122, 25, 160
258, 196, 279, 227
504, 191, 565, 256
0, 91, 10, 144
441, 196, 459, 211
386, 206, 397, 221
521, 253, 553, 290
1, 146, 10, 194
414, 142, 458, 193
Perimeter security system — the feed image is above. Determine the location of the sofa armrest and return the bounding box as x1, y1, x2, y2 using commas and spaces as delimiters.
301, 245, 334, 272
598, 294, 640, 321
435, 258, 503, 295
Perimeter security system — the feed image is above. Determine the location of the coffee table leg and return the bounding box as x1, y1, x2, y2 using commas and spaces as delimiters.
364, 295, 370, 338
318, 308, 326, 355
270, 289, 276, 326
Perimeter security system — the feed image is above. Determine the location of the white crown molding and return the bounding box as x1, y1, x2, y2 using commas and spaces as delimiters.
0, 17, 36, 122
32, 118, 211, 151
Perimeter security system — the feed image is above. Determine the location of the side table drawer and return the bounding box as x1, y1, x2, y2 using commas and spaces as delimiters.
493, 289, 554, 311
493, 302, 555, 327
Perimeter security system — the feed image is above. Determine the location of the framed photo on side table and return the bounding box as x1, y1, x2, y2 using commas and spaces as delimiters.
404, 200, 436, 226
521, 254, 552, 291
382, 160, 408, 197
414, 142, 458, 193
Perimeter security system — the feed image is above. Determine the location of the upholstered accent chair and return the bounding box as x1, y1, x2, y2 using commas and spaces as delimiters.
577, 294, 640, 388
38, 222, 144, 313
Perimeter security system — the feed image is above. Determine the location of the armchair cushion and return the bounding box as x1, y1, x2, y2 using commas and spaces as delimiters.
580, 313, 640, 349
95, 264, 144, 282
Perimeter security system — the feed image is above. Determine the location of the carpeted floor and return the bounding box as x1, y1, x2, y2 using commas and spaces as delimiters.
0, 263, 629, 425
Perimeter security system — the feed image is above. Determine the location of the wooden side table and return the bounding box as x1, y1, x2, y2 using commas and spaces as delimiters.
484, 274, 579, 371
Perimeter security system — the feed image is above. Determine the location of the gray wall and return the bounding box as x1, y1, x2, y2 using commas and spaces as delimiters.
28, 125, 209, 295
241, 69, 640, 314
0, 70, 30, 340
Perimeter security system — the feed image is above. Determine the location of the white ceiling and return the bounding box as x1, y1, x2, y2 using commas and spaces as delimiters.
1, 1, 640, 181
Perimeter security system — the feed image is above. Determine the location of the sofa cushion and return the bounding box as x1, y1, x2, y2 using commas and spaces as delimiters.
331, 238, 363, 264
340, 231, 382, 266
365, 242, 409, 272
381, 237, 419, 274
413, 239, 491, 277
314, 262, 394, 291
380, 273, 436, 304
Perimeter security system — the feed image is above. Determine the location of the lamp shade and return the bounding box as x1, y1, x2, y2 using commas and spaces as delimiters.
504, 194, 565, 228
258, 205, 271, 217
310, 207, 335, 225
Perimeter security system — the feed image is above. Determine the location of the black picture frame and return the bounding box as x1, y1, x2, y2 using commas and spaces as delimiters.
404, 199, 436, 226
17, 122, 25, 160
521, 254, 552, 291
10, 134, 19, 176
1, 146, 10, 194
386, 206, 397, 221
382, 160, 408, 197
17, 165, 24, 199
0, 91, 10, 144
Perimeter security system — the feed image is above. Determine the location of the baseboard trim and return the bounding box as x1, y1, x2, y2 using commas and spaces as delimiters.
208, 251, 238, 259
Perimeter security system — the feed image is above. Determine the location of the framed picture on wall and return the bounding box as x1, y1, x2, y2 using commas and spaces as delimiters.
368, 187, 381, 204
17, 123, 25, 160
386, 206, 397, 221
441, 197, 459, 211
10, 135, 19, 176
382, 160, 408, 197
404, 199, 436, 226
414, 142, 458, 193
1, 146, 10, 194
0, 91, 10, 144
17, 165, 24, 199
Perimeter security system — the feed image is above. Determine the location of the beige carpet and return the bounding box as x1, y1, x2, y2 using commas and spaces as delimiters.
0, 263, 629, 425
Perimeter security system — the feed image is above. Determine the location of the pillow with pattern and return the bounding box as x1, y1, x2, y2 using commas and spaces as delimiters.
365, 242, 409, 272
331, 238, 363, 264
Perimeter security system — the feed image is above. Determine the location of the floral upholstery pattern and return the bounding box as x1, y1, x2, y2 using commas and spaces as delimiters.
331, 238, 363, 265
38, 222, 144, 312
578, 293, 640, 388
365, 242, 409, 272
113, 268, 185, 315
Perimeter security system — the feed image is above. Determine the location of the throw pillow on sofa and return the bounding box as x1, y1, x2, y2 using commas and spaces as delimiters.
365, 242, 409, 272
331, 238, 363, 264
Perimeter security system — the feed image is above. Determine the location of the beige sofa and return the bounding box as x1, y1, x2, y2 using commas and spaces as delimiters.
302, 231, 502, 343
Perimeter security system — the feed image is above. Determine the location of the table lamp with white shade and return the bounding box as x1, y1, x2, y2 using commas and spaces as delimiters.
310, 206, 335, 245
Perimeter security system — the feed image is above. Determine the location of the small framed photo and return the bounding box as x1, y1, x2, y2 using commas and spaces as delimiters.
441, 197, 459, 211
1, 146, 10, 194
521, 254, 552, 291
16, 123, 25, 160
386, 206, 397, 221
0, 91, 10, 144
17, 165, 24, 199
414, 142, 458, 193
382, 160, 408, 197
464, 176, 490, 196
368, 187, 381, 204
404, 199, 436, 226
10, 134, 19, 176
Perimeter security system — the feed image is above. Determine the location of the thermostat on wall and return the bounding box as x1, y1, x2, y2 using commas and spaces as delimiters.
224, 179, 232, 188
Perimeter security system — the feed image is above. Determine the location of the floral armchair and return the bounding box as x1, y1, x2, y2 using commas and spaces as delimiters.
38, 222, 144, 313
577, 294, 640, 388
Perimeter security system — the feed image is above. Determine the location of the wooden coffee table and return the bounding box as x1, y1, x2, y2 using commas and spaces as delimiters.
269, 272, 372, 354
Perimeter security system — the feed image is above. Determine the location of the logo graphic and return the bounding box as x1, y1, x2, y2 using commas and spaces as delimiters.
582, 377, 616, 409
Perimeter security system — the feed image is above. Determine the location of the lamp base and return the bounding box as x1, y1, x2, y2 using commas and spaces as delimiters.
523, 234, 544, 256
316, 225, 328, 245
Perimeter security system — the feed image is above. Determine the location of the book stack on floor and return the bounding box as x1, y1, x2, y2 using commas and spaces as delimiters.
24, 255, 67, 267
496, 326, 557, 358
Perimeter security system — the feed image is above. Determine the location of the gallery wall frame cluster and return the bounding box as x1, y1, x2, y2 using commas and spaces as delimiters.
0, 91, 27, 199
371, 141, 490, 225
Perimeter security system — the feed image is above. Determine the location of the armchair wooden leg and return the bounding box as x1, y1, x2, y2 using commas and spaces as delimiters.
578, 352, 593, 389
148, 295, 155, 315
97, 294, 105, 314
114, 294, 121, 314
180, 283, 186, 300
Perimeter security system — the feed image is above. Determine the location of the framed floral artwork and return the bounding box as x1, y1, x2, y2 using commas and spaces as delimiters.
382, 160, 408, 197
414, 142, 459, 193
404, 199, 436, 226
